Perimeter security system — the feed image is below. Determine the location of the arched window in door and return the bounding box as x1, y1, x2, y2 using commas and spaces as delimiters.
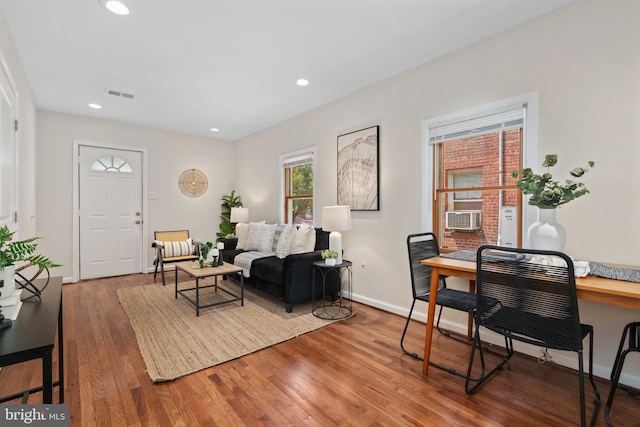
91, 156, 133, 173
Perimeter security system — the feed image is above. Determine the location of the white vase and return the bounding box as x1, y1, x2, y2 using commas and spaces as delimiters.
528, 208, 567, 251
0, 264, 16, 298
324, 258, 336, 266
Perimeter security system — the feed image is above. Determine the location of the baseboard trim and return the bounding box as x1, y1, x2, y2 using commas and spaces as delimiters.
350, 291, 640, 390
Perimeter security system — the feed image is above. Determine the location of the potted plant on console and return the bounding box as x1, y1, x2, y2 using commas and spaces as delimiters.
321, 249, 339, 266
512, 154, 594, 251
0, 225, 60, 328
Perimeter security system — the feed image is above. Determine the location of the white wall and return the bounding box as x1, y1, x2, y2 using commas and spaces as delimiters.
36, 111, 235, 281
0, 5, 38, 238
234, 0, 640, 387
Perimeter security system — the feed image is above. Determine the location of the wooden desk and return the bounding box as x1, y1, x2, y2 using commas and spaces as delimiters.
420, 256, 640, 375
0, 276, 64, 403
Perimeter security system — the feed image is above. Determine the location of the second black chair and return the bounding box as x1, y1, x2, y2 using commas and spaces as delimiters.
466, 245, 600, 427
604, 321, 640, 427
401, 232, 485, 377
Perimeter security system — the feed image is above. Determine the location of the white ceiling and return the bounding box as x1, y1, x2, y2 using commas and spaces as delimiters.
1, 0, 572, 141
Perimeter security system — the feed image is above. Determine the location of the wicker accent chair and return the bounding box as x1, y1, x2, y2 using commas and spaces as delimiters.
152, 230, 200, 285
466, 245, 600, 427
400, 232, 490, 378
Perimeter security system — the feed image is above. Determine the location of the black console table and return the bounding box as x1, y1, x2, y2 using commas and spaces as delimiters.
0, 276, 63, 404
312, 260, 352, 320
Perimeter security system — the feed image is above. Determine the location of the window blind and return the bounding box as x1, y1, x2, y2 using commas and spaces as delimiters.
429, 106, 525, 144
282, 152, 314, 168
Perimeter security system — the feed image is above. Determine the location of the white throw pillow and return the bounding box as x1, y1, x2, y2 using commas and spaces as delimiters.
235, 223, 250, 249
257, 223, 278, 252
244, 222, 262, 251
304, 227, 316, 252
272, 224, 287, 252
245, 222, 277, 252
291, 224, 315, 254
275, 225, 296, 259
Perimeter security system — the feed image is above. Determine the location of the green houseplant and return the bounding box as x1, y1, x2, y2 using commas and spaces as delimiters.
0, 225, 59, 272
321, 249, 339, 260
199, 241, 213, 268
512, 154, 594, 250
321, 249, 339, 266
0, 225, 60, 299
216, 190, 243, 240
511, 154, 595, 209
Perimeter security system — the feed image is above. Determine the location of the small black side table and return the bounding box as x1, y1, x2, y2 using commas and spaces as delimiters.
312, 260, 352, 320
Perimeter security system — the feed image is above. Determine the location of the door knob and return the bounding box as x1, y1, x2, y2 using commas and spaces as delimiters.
135, 212, 141, 216
135, 220, 141, 224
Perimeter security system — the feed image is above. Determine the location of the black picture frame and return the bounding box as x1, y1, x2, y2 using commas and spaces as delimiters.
337, 125, 379, 211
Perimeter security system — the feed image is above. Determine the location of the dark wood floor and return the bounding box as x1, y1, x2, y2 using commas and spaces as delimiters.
1, 272, 639, 426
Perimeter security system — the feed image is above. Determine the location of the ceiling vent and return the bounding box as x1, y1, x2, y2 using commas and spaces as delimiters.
106, 88, 134, 99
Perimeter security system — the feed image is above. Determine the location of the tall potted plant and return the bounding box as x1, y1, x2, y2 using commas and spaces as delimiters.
216, 190, 243, 241
512, 154, 594, 250
0, 225, 60, 299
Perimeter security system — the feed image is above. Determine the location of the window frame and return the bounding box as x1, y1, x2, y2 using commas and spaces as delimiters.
279, 147, 316, 225
421, 93, 539, 250
448, 168, 483, 207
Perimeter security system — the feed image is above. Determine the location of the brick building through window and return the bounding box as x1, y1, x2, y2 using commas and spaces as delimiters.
436, 129, 521, 251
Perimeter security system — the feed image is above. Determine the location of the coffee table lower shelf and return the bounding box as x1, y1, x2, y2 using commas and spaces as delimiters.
174, 261, 244, 316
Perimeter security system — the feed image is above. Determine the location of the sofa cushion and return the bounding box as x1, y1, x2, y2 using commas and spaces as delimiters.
251, 256, 284, 284
222, 248, 244, 264
234, 250, 274, 277
275, 225, 296, 259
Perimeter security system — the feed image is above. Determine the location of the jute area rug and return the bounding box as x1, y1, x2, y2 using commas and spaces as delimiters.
118, 279, 345, 382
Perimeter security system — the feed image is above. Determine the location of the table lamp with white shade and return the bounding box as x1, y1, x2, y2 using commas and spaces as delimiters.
230, 207, 249, 223
322, 205, 352, 264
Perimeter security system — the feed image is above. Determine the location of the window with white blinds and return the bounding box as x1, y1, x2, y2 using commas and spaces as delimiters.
282, 151, 314, 168
281, 148, 315, 225
427, 103, 526, 251
429, 106, 525, 144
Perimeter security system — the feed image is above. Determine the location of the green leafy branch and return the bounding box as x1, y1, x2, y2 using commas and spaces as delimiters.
512, 154, 595, 209
0, 225, 60, 270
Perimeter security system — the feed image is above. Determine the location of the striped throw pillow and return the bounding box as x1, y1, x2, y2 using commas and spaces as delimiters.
157, 238, 194, 258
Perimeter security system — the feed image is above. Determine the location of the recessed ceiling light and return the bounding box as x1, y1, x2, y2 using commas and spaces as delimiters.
101, 0, 130, 16
210, 128, 220, 132
296, 79, 309, 87
88, 103, 102, 109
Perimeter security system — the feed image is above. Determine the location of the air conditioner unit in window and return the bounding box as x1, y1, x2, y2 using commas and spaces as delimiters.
445, 211, 482, 231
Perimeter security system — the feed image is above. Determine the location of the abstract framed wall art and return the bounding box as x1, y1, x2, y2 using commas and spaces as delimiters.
337, 125, 379, 211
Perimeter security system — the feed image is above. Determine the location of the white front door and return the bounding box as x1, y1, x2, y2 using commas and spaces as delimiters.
79, 146, 143, 279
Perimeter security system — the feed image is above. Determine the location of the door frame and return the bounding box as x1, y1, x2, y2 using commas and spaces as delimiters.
72, 140, 149, 282
0, 49, 19, 233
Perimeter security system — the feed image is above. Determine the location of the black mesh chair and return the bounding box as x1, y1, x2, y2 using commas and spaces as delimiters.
466, 245, 600, 427
401, 232, 487, 377
604, 321, 640, 427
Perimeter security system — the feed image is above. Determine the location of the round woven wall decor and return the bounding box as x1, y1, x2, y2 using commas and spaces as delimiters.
178, 168, 208, 197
